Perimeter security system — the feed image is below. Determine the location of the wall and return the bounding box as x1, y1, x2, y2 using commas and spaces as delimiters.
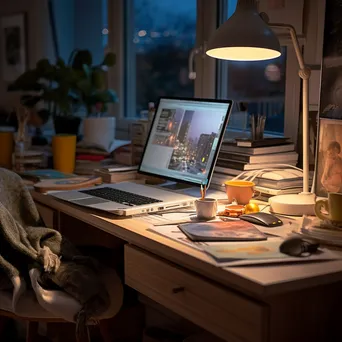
0, 0, 106, 109
0, 0, 50, 107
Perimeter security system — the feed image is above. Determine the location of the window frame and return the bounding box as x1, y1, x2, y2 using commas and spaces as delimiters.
214, 0, 302, 144
107, 0, 303, 144
107, 0, 211, 116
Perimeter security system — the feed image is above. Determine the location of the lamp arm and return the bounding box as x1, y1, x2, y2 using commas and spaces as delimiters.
188, 46, 203, 80
269, 23, 311, 194
269, 23, 305, 69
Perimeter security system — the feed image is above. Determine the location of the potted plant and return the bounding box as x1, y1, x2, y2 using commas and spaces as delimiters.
70, 50, 119, 151
8, 57, 82, 136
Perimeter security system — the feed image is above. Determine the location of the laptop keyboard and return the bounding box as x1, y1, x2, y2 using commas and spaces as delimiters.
80, 187, 163, 206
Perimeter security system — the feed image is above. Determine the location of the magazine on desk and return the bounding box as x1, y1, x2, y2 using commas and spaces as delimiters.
146, 220, 340, 267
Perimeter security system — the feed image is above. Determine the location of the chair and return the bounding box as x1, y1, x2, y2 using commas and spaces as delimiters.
0, 267, 123, 342
0, 310, 113, 342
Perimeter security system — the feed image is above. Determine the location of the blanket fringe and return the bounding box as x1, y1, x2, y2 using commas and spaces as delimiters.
39, 246, 61, 273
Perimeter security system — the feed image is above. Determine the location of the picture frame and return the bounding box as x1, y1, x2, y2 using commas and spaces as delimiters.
0, 13, 27, 82
314, 0, 342, 197
314, 118, 342, 197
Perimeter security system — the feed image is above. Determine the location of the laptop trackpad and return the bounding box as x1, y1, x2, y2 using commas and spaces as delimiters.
71, 197, 110, 206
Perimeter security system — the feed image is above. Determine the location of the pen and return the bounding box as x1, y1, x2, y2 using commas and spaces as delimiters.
200, 184, 206, 200
251, 115, 255, 140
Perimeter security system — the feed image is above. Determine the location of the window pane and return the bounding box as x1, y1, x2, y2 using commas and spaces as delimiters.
102, 0, 108, 48
126, 0, 196, 117
221, 1, 286, 136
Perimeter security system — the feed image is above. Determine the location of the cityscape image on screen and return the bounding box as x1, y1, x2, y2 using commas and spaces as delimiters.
140, 99, 230, 185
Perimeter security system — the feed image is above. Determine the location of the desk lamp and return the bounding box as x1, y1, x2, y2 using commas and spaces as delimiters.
206, 0, 315, 216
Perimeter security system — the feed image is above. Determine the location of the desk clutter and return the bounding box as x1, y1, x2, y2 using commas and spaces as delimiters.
211, 138, 312, 201
137, 181, 340, 267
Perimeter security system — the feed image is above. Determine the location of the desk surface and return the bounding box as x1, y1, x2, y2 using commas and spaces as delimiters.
32, 191, 342, 299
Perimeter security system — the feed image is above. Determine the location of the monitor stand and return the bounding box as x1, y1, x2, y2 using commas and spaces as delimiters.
160, 181, 193, 191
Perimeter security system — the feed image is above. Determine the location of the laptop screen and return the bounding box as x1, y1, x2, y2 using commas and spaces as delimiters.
138, 98, 232, 186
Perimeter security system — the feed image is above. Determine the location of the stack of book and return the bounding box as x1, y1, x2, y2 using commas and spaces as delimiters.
74, 140, 131, 175
94, 165, 138, 183
130, 120, 150, 165
74, 151, 113, 175
211, 138, 304, 200
300, 216, 342, 247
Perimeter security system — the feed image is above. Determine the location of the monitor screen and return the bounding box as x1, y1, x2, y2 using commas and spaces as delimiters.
139, 98, 232, 186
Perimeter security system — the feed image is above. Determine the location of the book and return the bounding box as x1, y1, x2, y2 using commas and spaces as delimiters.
300, 216, 342, 247
214, 166, 242, 176
211, 173, 234, 184
254, 185, 303, 196
19, 169, 75, 183
94, 169, 137, 183
220, 143, 295, 155
216, 159, 297, 171
100, 165, 138, 172
77, 139, 131, 154
178, 221, 267, 242
212, 174, 305, 190
75, 147, 110, 156
218, 151, 298, 164
74, 159, 114, 175
235, 137, 290, 147
76, 154, 107, 161
212, 169, 308, 189
202, 240, 289, 262
34, 176, 102, 193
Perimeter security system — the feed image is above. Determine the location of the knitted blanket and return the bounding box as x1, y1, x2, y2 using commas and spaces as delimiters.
0, 168, 115, 339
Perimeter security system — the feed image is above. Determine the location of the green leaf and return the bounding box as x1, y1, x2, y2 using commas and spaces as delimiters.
82, 64, 92, 79
20, 95, 42, 108
72, 50, 92, 70
8, 70, 40, 91
91, 89, 118, 104
102, 52, 116, 67
106, 89, 118, 103
92, 69, 105, 89
36, 58, 51, 74
56, 58, 66, 68
76, 79, 92, 96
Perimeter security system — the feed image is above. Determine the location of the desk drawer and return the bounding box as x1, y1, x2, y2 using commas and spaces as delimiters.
125, 245, 267, 342
36, 203, 57, 229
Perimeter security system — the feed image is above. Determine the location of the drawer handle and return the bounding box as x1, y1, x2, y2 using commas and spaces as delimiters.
172, 286, 185, 294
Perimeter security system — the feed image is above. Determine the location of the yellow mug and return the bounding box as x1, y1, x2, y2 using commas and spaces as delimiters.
315, 192, 342, 222
224, 180, 256, 205
52, 135, 76, 173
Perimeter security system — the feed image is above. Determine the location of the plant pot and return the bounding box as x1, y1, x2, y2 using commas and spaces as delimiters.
83, 117, 116, 151
54, 116, 81, 136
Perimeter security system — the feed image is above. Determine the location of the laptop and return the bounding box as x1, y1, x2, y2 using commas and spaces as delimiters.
50, 97, 232, 216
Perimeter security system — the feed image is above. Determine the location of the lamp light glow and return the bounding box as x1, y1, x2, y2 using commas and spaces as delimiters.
206, 47, 281, 61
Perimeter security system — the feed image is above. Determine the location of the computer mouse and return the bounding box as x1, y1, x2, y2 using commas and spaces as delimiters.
280, 237, 319, 257
240, 212, 283, 227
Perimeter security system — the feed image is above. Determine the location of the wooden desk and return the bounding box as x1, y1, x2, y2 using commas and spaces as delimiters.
32, 192, 342, 342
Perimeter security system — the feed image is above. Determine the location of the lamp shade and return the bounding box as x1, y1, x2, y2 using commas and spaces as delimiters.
206, 0, 281, 61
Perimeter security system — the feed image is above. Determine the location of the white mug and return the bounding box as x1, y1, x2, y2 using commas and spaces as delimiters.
195, 198, 218, 220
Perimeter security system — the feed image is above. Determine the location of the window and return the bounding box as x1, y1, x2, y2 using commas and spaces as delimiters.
217, 0, 287, 137
109, 0, 301, 143
102, 0, 109, 48
124, 0, 197, 117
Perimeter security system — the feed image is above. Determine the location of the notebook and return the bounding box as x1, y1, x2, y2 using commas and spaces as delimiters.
178, 220, 267, 242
